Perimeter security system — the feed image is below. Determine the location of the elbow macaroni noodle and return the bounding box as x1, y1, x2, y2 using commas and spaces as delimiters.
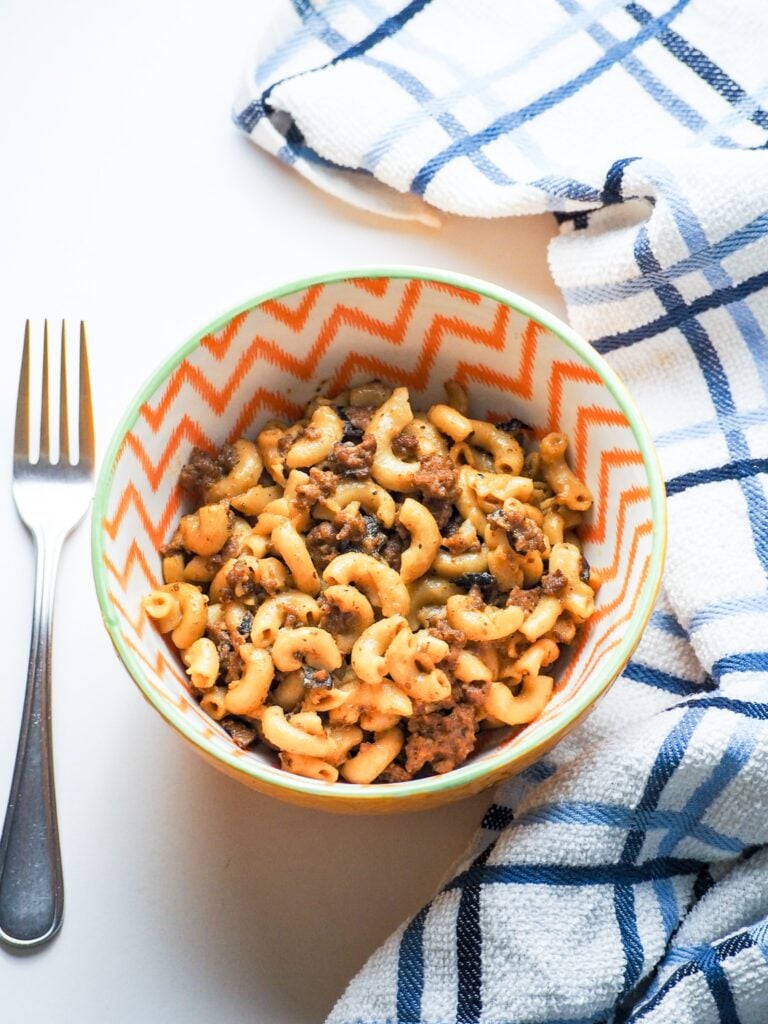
143, 381, 598, 785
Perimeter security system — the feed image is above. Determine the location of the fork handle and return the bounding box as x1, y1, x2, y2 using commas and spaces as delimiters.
0, 532, 64, 947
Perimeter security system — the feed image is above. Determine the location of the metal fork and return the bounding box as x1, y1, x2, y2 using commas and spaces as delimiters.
0, 322, 94, 948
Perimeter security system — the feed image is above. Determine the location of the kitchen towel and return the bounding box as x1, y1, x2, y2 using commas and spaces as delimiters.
235, 2, 768, 1021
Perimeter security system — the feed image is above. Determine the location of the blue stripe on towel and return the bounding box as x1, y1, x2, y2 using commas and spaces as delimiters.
593, 268, 768, 353
446, 856, 705, 891
623, 661, 706, 695
396, 903, 430, 1022
666, 457, 768, 496
409, 0, 691, 195
626, 3, 768, 131
673, 694, 768, 718
456, 846, 492, 1023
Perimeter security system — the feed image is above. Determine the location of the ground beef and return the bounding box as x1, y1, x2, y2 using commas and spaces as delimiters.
305, 521, 340, 570
341, 404, 376, 432
178, 444, 238, 501
412, 691, 455, 717
413, 454, 459, 502
541, 570, 567, 595
279, 424, 323, 458
379, 527, 408, 571
329, 433, 376, 479
428, 618, 467, 651
405, 704, 478, 775
220, 716, 257, 749
159, 528, 184, 557
224, 559, 259, 600
423, 499, 454, 530
506, 586, 541, 612
318, 594, 358, 637
205, 530, 242, 573
463, 680, 490, 706
546, 615, 577, 645
466, 584, 486, 611
376, 763, 414, 784
311, 467, 338, 494
441, 528, 481, 554
277, 430, 297, 457
307, 510, 398, 567
335, 506, 366, 546
294, 468, 339, 509
206, 621, 242, 685
428, 617, 466, 670
488, 506, 546, 553
392, 431, 419, 459
412, 676, 483, 716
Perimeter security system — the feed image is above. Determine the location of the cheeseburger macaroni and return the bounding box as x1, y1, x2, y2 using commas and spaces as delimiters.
143, 382, 599, 784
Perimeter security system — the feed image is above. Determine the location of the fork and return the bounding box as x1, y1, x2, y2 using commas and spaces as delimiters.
0, 322, 94, 948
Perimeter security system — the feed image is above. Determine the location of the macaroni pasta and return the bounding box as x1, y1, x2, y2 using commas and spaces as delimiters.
143, 381, 598, 784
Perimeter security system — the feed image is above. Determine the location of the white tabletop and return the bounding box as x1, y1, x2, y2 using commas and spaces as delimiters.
0, 2, 565, 1021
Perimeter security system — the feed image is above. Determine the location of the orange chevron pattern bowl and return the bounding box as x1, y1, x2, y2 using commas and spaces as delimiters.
92, 267, 666, 813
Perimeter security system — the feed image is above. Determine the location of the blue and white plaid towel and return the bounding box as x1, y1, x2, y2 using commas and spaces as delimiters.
235, 3, 768, 1021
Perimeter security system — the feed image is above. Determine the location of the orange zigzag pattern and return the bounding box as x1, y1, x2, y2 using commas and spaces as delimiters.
351, 278, 389, 297
591, 488, 651, 584
123, 632, 187, 691
573, 406, 630, 481
328, 304, 511, 393
140, 284, 516, 439
109, 589, 149, 640
104, 482, 180, 550
547, 362, 602, 433
228, 391, 303, 441
583, 450, 646, 545
260, 285, 324, 331
201, 311, 250, 361
195, 277, 484, 362
141, 358, 302, 431
578, 549, 652, 682
454, 318, 539, 400
142, 281, 424, 421
588, 521, 653, 629
105, 540, 159, 591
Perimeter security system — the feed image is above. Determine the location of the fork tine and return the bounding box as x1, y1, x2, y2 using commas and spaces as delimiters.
14, 322, 31, 462
78, 322, 94, 469
59, 323, 70, 464
39, 321, 50, 463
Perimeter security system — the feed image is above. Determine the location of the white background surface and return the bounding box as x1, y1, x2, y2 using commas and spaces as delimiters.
0, 2, 564, 1021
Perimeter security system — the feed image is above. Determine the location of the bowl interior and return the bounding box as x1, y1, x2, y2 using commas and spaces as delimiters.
93, 269, 664, 803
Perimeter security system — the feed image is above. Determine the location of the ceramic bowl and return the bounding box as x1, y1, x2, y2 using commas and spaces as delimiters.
92, 267, 666, 813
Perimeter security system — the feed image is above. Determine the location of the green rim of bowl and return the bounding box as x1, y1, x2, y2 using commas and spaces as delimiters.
91, 264, 667, 803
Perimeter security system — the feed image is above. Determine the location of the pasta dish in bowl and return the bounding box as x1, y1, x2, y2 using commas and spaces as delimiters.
92, 267, 665, 812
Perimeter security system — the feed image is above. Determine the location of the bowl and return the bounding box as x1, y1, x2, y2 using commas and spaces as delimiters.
92, 266, 666, 813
